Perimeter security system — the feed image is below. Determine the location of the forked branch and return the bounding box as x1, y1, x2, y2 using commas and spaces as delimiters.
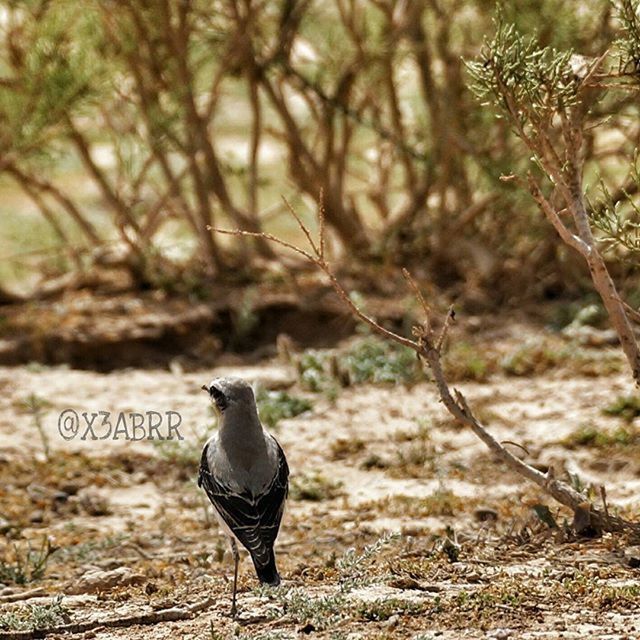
212, 204, 639, 535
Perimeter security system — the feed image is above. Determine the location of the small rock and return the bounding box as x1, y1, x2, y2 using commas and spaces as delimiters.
29, 510, 44, 524
385, 614, 400, 628
487, 629, 513, 639
68, 567, 145, 594
60, 483, 81, 496
624, 546, 640, 568
77, 490, 111, 516
0, 517, 12, 534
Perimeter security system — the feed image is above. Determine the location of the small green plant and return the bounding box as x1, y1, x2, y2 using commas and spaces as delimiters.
343, 337, 423, 385
19, 394, 52, 461
0, 596, 69, 631
256, 389, 313, 429
278, 589, 347, 631
297, 350, 333, 393
562, 423, 638, 448
603, 395, 640, 423
289, 472, 343, 502
337, 532, 399, 590
0, 537, 53, 585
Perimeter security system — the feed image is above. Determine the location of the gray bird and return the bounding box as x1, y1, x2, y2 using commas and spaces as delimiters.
197, 377, 289, 617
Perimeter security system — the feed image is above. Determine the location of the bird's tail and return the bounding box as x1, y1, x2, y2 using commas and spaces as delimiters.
252, 550, 280, 586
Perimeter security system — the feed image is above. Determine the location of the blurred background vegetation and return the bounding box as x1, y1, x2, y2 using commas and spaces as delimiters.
1, 0, 639, 308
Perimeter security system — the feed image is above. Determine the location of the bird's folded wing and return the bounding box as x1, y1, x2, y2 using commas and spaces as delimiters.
198, 440, 289, 561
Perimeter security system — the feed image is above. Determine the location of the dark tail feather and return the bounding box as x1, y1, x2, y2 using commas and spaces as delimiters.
252, 550, 280, 586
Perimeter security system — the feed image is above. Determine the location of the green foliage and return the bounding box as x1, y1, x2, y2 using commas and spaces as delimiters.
0, 595, 69, 632
616, 0, 640, 70
262, 534, 400, 631
337, 532, 399, 591
468, 15, 579, 130
0, 3, 106, 157
592, 161, 640, 257
19, 393, 52, 461
256, 389, 312, 429
297, 351, 333, 393
274, 588, 347, 632
0, 537, 53, 585
562, 423, 638, 448
342, 337, 423, 385
603, 394, 640, 422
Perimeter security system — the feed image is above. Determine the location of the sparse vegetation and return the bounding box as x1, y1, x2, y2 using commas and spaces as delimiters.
256, 389, 313, 429
289, 472, 343, 502
563, 423, 639, 448
0, 596, 69, 632
356, 597, 427, 621
19, 393, 52, 461
603, 395, 640, 423
0, 537, 53, 585
342, 337, 423, 386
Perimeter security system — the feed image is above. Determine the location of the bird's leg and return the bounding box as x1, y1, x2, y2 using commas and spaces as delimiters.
230, 538, 239, 618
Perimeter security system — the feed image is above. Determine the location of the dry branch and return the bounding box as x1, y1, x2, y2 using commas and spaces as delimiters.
212, 205, 640, 536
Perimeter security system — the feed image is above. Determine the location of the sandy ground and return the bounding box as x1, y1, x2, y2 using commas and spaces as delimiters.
1, 339, 640, 639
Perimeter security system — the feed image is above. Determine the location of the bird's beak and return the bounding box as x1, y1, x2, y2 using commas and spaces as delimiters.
201, 384, 209, 393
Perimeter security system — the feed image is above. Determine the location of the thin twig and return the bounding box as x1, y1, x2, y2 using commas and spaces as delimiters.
402, 268, 432, 336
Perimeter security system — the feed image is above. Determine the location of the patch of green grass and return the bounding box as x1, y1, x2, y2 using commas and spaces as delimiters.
0, 537, 53, 585
0, 596, 70, 632
289, 472, 343, 502
562, 423, 638, 448
603, 395, 640, 423
256, 389, 312, 429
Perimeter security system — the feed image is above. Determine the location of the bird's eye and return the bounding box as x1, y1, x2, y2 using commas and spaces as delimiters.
210, 387, 228, 410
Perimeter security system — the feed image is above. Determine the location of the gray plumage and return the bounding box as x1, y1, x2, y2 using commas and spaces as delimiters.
197, 377, 289, 616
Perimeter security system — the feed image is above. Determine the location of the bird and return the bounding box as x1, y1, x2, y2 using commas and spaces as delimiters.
197, 377, 289, 617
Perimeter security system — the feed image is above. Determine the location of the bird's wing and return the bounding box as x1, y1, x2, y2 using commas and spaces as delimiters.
198, 439, 289, 566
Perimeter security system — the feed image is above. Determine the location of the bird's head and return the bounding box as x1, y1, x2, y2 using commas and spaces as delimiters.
201, 377, 256, 415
